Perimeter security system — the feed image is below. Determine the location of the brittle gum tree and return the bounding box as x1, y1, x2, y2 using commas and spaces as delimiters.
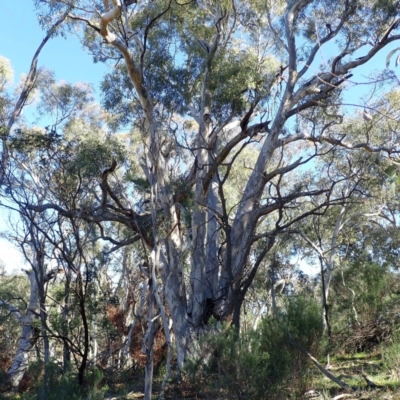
28, 0, 400, 389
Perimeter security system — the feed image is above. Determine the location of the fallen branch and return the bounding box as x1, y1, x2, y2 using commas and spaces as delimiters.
270, 286, 353, 391
287, 335, 353, 391
360, 369, 380, 389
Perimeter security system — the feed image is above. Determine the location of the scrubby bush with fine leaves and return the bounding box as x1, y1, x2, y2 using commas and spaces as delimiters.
185, 296, 323, 399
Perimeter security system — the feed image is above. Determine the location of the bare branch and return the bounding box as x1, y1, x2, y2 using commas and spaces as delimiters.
285, 0, 313, 88
200, 120, 271, 191
0, 299, 24, 323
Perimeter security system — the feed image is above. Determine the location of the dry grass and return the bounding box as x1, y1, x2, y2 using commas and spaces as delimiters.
304, 351, 400, 400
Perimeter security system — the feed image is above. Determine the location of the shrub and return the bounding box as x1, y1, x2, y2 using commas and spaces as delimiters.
381, 338, 400, 379
330, 260, 400, 353
185, 296, 323, 399
21, 362, 107, 400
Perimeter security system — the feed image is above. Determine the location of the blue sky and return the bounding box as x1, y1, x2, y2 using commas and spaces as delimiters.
1, 0, 107, 91
0, 1, 108, 273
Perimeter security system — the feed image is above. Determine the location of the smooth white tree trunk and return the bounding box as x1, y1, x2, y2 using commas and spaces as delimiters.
7, 271, 41, 389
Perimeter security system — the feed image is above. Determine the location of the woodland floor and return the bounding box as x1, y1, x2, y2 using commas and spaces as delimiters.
1, 351, 400, 399
301, 351, 400, 400
103, 351, 400, 400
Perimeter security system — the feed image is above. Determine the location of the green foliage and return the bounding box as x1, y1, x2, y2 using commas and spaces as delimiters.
99, 1, 280, 123
85, 367, 108, 400
167, 177, 194, 209
21, 362, 81, 400
67, 135, 126, 179
256, 296, 323, 396
0, 56, 13, 87
101, 65, 135, 130
356, 263, 387, 314
186, 297, 323, 399
208, 48, 265, 119
37, 77, 94, 121
9, 127, 61, 153
374, 0, 399, 17
381, 338, 400, 376
0, 273, 30, 374
20, 362, 107, 400
185, 323, 268, 398
330, 259, 400, 353
332, 260, 399, 327
125, 175, 150, 191
382, 162, 400, 194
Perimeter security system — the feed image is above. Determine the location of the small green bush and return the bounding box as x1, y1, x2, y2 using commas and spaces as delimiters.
21, 362, 107, 400
257, 296, 323, 398
21, 362, 81, 400
381, 339, 400, 377
185, 296, 323, 400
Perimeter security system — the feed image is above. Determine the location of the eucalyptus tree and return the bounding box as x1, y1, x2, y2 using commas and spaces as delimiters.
0, 32, 71, 388
0, 146, 66, 390
292, 86, 400, 329
0, 14, 68, 187
23, 0, 400, 396
0, 75, 128, 389
291, 164, 368, 334
2, 162, 124, 390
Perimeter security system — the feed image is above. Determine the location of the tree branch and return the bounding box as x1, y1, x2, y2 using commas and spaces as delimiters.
0, 300, 24, 323
200, 120, 271, 191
